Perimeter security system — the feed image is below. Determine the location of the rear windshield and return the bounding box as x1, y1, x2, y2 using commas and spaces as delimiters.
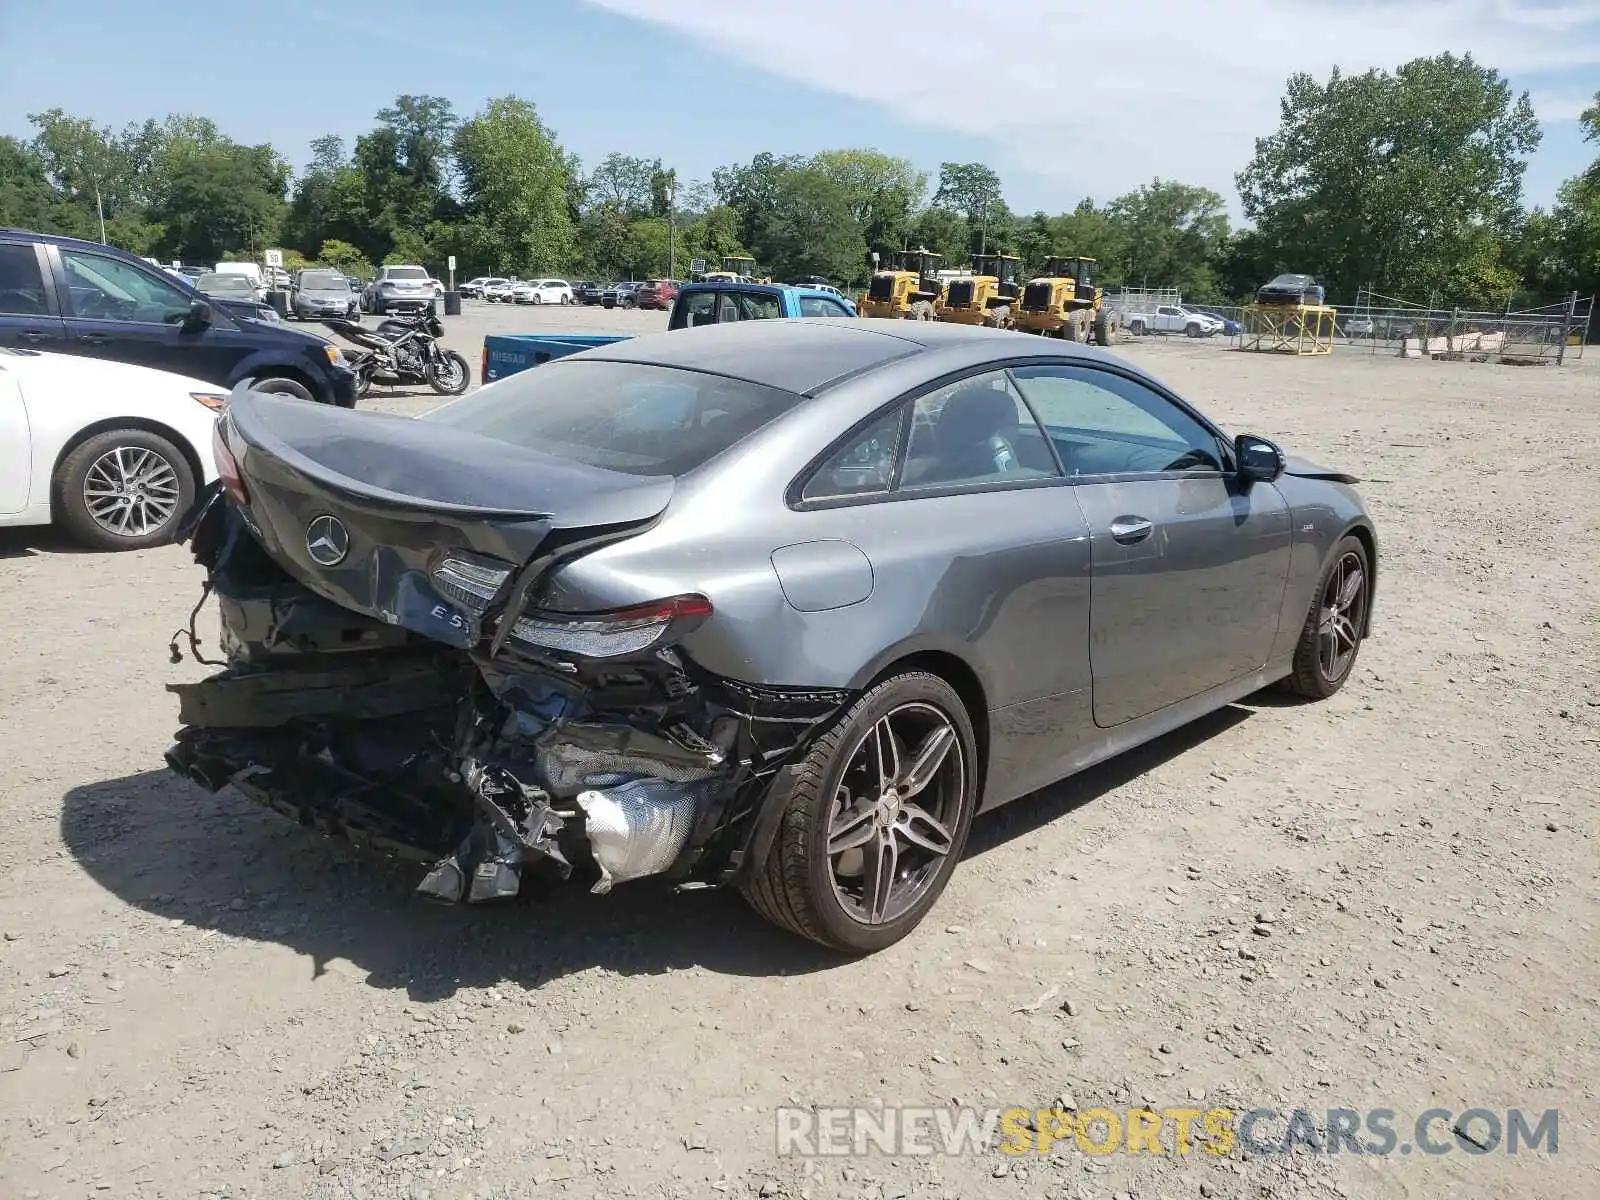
197, 274, 253, 293
386, 267, 428, 280
421, 360, 802, 477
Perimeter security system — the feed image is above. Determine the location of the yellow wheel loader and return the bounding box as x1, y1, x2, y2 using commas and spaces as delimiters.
1014, 255, 1116, 346
701, 256, 767, 284
860, 248, 947, 320
935, 253, 1023, 327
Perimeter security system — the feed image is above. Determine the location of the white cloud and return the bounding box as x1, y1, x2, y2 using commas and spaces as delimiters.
1531, 90, 1596, 121
582, 0, 1600, 202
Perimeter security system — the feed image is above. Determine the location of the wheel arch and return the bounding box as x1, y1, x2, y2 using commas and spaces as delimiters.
238, 362, 322, 401
50, 417, 205, 521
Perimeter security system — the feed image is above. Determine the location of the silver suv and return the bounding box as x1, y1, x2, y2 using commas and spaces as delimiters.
363, 265, 435, 315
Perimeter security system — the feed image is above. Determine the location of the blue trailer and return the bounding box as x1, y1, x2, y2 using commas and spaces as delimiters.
480, 282, 856, 384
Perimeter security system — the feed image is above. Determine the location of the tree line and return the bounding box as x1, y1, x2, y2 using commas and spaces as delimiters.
2, 53, 1596, 311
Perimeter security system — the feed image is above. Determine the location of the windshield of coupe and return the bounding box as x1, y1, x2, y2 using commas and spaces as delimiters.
422, 360, 802, 477
197, 273, 252, 293
300, 271, 344, 290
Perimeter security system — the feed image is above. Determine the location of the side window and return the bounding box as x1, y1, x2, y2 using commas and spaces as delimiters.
0, 244, 49, 316
59, 250, 192, 324
824, 299, 852, 317
900, 370, 1061, 490
731, 291, 782, 321
798, 296, 832, 317
800, 404, 909, 501
672, 292, 718, 330
1010, 364, 1222, 477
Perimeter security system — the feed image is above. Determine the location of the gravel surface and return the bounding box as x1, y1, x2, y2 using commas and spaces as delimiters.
1, 309, 1596, 1199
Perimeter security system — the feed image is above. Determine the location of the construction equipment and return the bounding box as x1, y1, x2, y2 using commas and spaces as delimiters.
700, 255, 764, 284
860, 248, 947, 320
1013, 256, 1116, 345
936, 254, 1023, 327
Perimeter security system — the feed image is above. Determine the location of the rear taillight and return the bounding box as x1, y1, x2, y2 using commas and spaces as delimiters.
212, 422, 248, 504
509, 594, 713, 658
430, 553, 513, 614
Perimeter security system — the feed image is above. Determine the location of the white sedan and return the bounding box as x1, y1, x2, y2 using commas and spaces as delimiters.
511, 278, 574, 305
0, 350, 225, 550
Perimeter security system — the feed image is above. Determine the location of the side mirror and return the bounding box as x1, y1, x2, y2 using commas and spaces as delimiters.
184, 299, 214, 329
1235, 433, 1285, 483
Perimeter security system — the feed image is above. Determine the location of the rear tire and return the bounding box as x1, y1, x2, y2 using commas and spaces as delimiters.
741, 671, 978, 954
1284, 535, 1371, 700
1093, 310, 1113, 346
54, 428, 196, 551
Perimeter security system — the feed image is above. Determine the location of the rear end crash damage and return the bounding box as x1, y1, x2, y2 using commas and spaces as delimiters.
165, 496, 854, 902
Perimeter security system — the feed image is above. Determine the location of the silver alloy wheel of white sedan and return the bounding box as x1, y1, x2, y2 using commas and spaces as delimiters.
82, 444, 183, 538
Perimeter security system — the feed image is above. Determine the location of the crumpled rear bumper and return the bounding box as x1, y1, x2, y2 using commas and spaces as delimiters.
163, 503, 852, 902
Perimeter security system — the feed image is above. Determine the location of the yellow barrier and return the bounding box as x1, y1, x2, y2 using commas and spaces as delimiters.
1239, 304, 1336, 356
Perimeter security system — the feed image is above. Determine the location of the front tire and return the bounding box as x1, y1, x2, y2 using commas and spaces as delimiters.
1284, 535, 1371, 700
252, 376, 316, 403
1093, 310, 1114, 346
427, 351, 471, 396
54, 428, 196, 551
741, 671, 978, 953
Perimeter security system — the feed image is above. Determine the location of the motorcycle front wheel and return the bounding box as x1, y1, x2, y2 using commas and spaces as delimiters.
428, 350, 471, 395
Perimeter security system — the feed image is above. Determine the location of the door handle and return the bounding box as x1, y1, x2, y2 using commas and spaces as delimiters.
78, 332, 108, 344
1110, 516, 1154, 545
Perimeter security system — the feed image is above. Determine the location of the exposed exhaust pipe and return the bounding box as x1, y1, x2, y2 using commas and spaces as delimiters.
164, 745, 235, 793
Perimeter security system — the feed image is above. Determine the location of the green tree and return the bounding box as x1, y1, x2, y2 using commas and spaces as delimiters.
0, 136, 88, 234
712, 152, 807, 252
754, 166, 867, 282
809, 149, 926, 257
1237, 53, 1540, 305
908, 205, 968, 266
933, 162, 1004, 253
149, 140, 289, 263
588, 153, 658, 216
453, 96, 577, 277
316, 238, 370, 275
1521, 91, 1600, 313
1105, 180, 1230, 299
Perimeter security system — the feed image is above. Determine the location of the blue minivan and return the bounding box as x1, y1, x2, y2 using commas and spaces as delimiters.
0, 229, 359, 406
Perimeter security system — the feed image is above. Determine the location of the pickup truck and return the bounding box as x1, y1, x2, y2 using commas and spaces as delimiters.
482, 281, 857, 383
1123, 304, 1226, 338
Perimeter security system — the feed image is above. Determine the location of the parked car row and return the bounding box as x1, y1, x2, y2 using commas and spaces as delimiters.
458, 277, 687, 309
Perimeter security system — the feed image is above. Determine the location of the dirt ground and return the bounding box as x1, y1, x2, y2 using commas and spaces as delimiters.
1, 307, 1597, 1200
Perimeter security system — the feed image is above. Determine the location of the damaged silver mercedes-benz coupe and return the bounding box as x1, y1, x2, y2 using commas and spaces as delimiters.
164, 319, 1376, 953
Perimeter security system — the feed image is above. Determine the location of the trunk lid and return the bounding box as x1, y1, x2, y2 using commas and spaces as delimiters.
222, 389, 673, 647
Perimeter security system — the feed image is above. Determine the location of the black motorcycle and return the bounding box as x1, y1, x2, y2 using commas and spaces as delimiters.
323, 310, 471, 399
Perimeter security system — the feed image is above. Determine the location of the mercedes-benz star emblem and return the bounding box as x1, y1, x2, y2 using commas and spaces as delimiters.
305, 514, 350, 566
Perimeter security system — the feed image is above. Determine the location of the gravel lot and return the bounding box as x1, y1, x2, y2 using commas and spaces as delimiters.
1, 308, 1596, 1200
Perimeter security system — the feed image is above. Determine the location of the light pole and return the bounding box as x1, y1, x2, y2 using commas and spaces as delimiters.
667, 181, 676, 281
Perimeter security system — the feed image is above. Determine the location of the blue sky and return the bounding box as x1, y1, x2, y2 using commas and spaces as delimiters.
1, 0, 1595, 216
